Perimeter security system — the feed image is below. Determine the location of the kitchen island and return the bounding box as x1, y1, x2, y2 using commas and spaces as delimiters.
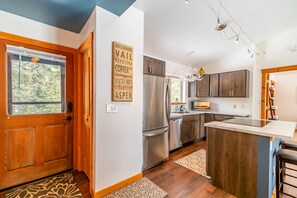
205, 119, 296, 198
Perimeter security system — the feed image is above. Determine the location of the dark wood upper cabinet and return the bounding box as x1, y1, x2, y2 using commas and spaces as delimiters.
232, 70, 248, 97
209, 74, 219, 97
188, 70, 248, 98
219, 70, 248, 97
143, 56, 165, 77
196, 74, 210, 97
219, 72, 232, 97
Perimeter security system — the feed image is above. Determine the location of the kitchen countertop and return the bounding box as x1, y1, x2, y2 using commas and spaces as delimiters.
204, 119, 296, 139
170, 110, 250, 119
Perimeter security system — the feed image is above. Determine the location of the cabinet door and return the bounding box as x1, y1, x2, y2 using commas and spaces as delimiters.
143, 56, 151, 75
192, 115, 200, 140
205, 114, 214, 123
188, 81, 196, 97
143, 56, 165, 77
196, 74, 209, 97
214, 114, 233, 121
232, 70, 248, 97
199, 114, 206, 138
210, 74, 219, 97
181, 121, 194, 144
151, 58, 165, 77
219, 72, 232, 97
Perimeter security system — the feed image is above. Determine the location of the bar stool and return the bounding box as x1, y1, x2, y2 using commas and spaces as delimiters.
276, 148, 297, 198
281, 140, 297, 151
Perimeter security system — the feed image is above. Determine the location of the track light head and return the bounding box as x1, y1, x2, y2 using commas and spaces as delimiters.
215, 18, 227, 31
235, 36, 239, 44
185, 0, 189, 4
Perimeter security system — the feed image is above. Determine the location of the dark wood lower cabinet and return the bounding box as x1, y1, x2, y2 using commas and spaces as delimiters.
181, 115, 202, 144
207, 127, 257, 198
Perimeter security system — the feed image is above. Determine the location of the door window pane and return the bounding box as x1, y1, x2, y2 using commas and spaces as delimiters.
7, 45, 66, 115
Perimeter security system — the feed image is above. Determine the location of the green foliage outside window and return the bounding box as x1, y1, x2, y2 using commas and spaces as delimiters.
9, 57, 65, 115
170, 78, 182, 102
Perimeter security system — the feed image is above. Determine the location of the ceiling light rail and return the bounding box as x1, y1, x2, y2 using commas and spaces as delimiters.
203, 0, 265, 56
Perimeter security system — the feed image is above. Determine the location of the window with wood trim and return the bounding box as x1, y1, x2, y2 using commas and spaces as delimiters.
6, 45, 66, 115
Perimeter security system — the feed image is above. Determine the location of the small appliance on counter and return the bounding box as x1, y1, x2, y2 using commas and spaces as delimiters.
192, 101, 210, 110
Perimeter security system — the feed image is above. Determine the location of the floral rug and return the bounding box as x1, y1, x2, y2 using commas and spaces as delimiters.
1, 172, 82, 198
104, 177, 167, 198
175, 149, 211, 179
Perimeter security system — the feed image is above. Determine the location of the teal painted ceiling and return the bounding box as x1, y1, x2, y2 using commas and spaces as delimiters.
0, 0, 136, 33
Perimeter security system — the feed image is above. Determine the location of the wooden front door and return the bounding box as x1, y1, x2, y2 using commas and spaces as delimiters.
78, 33, 94, 192
0, 35, 75, 190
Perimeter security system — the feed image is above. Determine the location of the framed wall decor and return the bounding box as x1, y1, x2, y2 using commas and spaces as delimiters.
112, 41, 133, 102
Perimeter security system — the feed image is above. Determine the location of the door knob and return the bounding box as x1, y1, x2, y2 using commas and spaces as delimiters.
66, 116, 72, 121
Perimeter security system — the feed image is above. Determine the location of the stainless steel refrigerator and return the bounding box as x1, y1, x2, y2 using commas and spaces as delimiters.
142, 75, 170, 170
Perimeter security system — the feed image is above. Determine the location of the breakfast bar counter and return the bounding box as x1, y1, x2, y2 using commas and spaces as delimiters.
205, 118, 296, 198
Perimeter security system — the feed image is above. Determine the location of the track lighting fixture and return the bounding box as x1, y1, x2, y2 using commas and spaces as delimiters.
203, 0, 265, 56
185, 0, 189, 4
235, 36, 239, 44
215, 18, 227, 31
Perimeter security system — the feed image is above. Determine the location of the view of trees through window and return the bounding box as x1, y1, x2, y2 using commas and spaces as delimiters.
170, 77, 182, 102
8, 54, 65, 115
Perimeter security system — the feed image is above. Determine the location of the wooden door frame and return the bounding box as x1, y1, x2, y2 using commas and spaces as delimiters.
76, 32, 94, 195
261, 65, 297, 119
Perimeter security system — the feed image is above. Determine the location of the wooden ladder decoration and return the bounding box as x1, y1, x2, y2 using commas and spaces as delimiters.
268, 80, 278, 120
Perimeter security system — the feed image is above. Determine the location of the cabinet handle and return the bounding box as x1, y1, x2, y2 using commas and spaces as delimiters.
232, 91, 234, 96
150, 66, 153, 74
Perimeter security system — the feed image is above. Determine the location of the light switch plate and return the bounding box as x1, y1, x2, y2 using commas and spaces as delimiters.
106, 104, 118, 113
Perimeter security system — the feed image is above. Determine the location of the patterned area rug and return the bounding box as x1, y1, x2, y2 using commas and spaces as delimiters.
104, 177, 168, 198
1, 172, 82, 198
175, 149, 211, 179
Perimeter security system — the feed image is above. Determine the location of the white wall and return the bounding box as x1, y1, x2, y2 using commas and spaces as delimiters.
191, 48, 254, 114
252, 27, 297, 118
94, 6, 144, 191
270, 71, 297, 122
0, 10, 79, 48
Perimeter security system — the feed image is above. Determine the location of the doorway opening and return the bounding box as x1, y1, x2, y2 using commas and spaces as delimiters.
261, 65, 297, 122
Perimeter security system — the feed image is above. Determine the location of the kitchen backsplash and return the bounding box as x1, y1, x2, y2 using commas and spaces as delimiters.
187, 97, 252, 114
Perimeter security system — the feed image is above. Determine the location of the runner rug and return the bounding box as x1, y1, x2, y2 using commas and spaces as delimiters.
175, 149, 211, 179
104, 177, 168, 198
1, 172, 82, 198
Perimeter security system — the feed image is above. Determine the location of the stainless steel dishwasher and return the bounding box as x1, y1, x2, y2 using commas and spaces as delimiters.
169, 116, 183, 151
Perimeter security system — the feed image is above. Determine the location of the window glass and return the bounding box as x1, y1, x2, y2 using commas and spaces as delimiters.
7, 46, 66, 115
169, 76, 185, 103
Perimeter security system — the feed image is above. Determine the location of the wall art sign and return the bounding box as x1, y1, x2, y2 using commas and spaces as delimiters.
112, 41, 133, 102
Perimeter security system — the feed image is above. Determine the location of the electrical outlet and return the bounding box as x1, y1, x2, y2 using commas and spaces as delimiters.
233, 104, 236, 109
241, 104, 245, 109
106, 104, 118, 113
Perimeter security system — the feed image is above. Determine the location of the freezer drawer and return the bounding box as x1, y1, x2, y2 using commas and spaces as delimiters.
142, 128, 169, 170
169, 117, 183, 151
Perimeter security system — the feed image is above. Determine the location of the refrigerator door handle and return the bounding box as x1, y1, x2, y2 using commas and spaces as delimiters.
165, 84, 170, 121
143, 129, 168, 137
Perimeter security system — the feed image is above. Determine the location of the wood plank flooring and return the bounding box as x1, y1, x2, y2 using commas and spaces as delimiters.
144, 141, 235, 198
73, 171, 92, 198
